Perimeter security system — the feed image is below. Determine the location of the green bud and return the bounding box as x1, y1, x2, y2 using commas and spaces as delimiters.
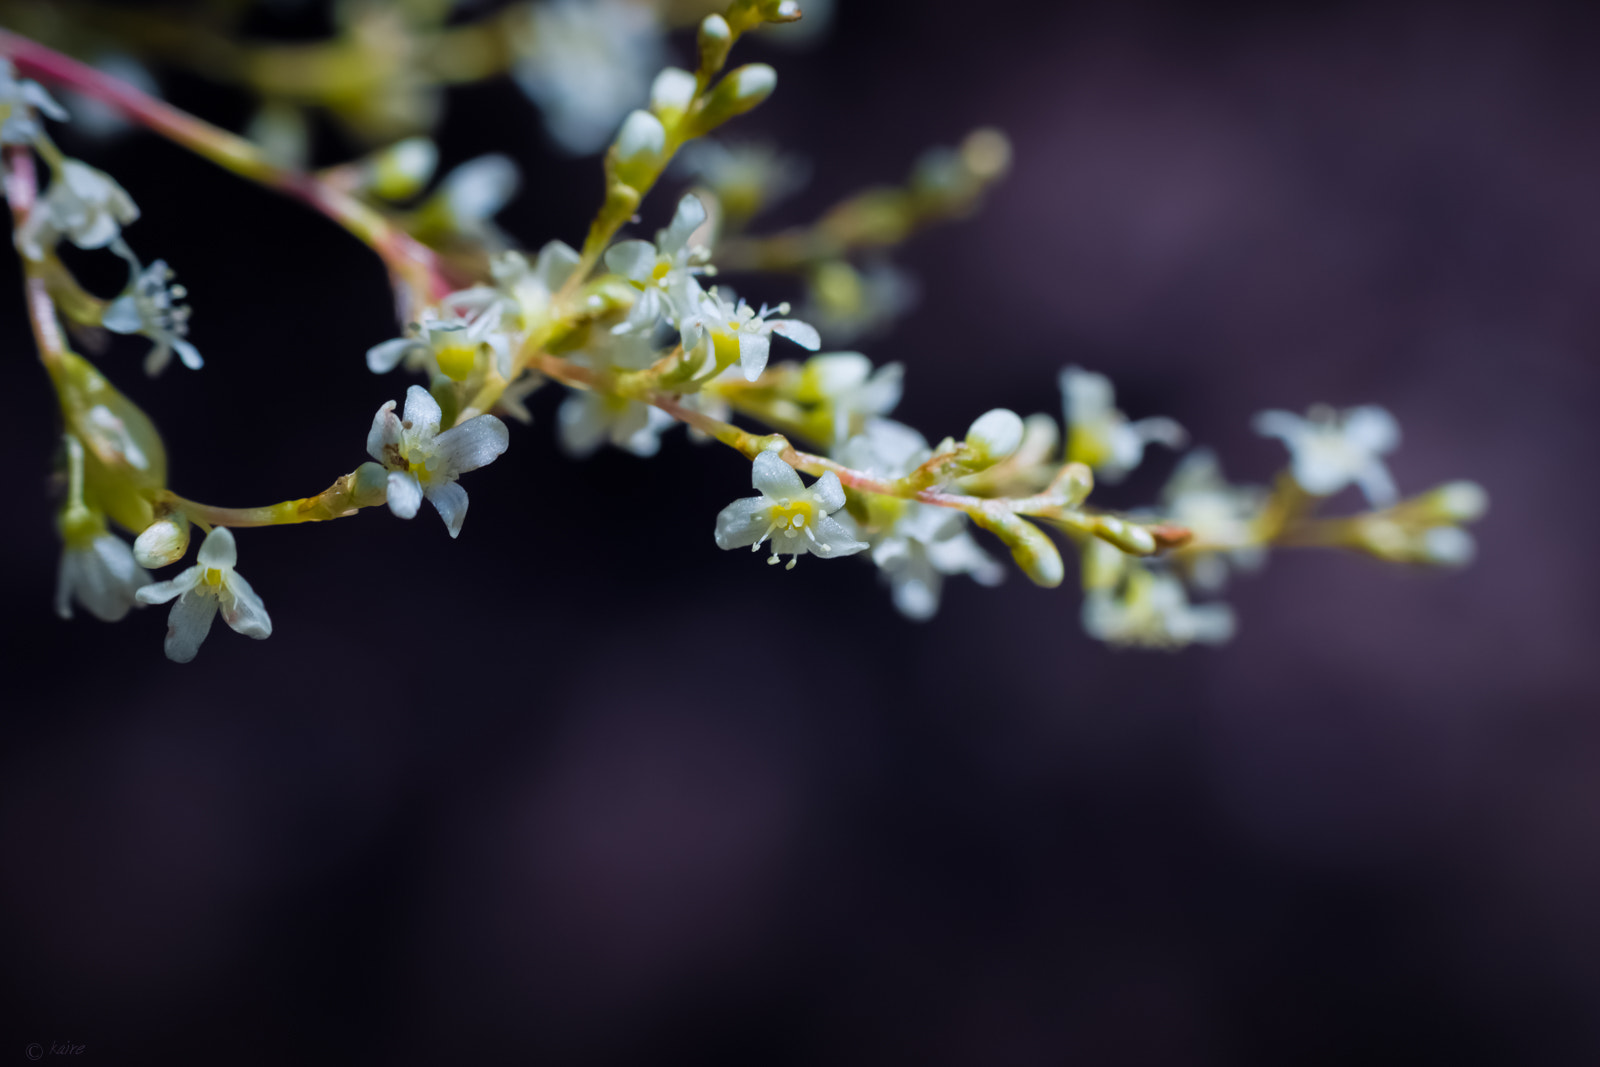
367, 137, 438, 201
973, 510, 1064, 588
963, 408, 1024, 468
1089, 515, 1158, 555
352, 462, 390, 509
697, 14, 732, 78
687, 64, 776, 137
612, 109, 666, 188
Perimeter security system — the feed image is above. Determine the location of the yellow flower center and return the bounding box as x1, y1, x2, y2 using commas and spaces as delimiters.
434, 340, 478, 382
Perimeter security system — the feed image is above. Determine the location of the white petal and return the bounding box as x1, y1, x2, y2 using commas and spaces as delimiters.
1061, 366, 1114, 423
662, 193, 707, 252
770, 319, 821, 351
101, 294, 142, 334
1344, 405, 1400, 454
444, 154, 519, 223
137, 568, 201, 605
196, 526, 238, 568
221, 571, 272, 639
558, 392, 610, 458
403, 384, 442, 435
604, 239, 657, 282
891, 573, 940, 622
366, 337, 418, 374
172, 338, 204, 370
751, 450, 804, 498
366, 400, 400, 462
54, 550, 78, 619
812, 514, 869, 557
715, 497, 769, 549
164, 591, 218, 663
811, 470, 846, 514
427, 481, 470, 538
1355, 461, 1399, 508
738, 332, 771, 381
534, 240, 581, 291
1251, 410, 1305, 444
387, 471, 423, 519
433, 414, 510, 474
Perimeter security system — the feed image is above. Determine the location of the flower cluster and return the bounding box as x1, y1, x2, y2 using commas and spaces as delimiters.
5, 2, 1486, 666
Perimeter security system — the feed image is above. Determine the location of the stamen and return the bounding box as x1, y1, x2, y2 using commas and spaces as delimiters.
785, 558, 797, 570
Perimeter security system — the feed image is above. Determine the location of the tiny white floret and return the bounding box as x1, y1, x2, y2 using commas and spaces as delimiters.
135, 527, 271, 662
367, 385, 511, 538
714, 451, 867, 569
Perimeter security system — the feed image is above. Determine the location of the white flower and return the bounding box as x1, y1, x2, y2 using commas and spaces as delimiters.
56, 528, 149, 622
870, 504, 1004, 621
102, 249, 202, 376
684, 288, 820, 381
795, 352, 903, 445
835, 421, 1003, 619
0, 57, 67, 146
19, 159, 139, 260
1082, 563, 1235, 650
556, 332, 675, 458
514, 0, 664, 155
714, 451, 867, 569
558, 391, 677, 458
801, 260, 918, 346
1060, 366, 1186, 483
366, 287, 512, 381
135, 527, 271, 662
677, 139, 809, 221
367, 385, 510, 538
1159, 449, 1266, 591
1253, 404, 1400, 506
605, 193, 714, 336
492, 239, 580, 333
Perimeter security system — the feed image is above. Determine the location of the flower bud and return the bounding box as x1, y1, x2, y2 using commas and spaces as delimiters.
1424, 480, 1489, 523
443, 154, 519, 227
134, 513, 190, 568
613, 110, 666, 187
1089, 515, 1157, 555
1422, 526, 1476, 567
964, 408, 1024, 466
697, 14, 732, 77
352, 462, 390, 508
972, 510, 1063, 588
649, 67, 698, 124
368, 137, 438, 201
689, 64, 776, 136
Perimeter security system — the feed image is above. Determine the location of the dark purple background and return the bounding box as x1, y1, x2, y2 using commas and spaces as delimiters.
4, 1, 1599, 1063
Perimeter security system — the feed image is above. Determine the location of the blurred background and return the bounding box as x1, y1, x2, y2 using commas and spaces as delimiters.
4, 0, 1600, 1062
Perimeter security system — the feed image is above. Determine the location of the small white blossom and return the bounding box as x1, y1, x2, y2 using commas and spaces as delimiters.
19, 159, 139, 260
0, 57, 67, 146
1082, 558, 1234, 650
136, 527, 271, 663
1060, 366, 1186, 483
685, 287, 820, 381
714, 451, 867, 569
493, 239, 580, 333
677, 138, 809, 222
1159, 449, 1266, 591
795, 352, 903, 445
557, 332, 675, 457
835, 421, 1003, 619
56, 528, 149, 622
801, 260, 918, 346
1253, 403, 1400, 506
514, 0, 665, 155
102, 248, 202, 376
605, 194, 714, 336
367, 287, 512, 381
367, 385, 510, 538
